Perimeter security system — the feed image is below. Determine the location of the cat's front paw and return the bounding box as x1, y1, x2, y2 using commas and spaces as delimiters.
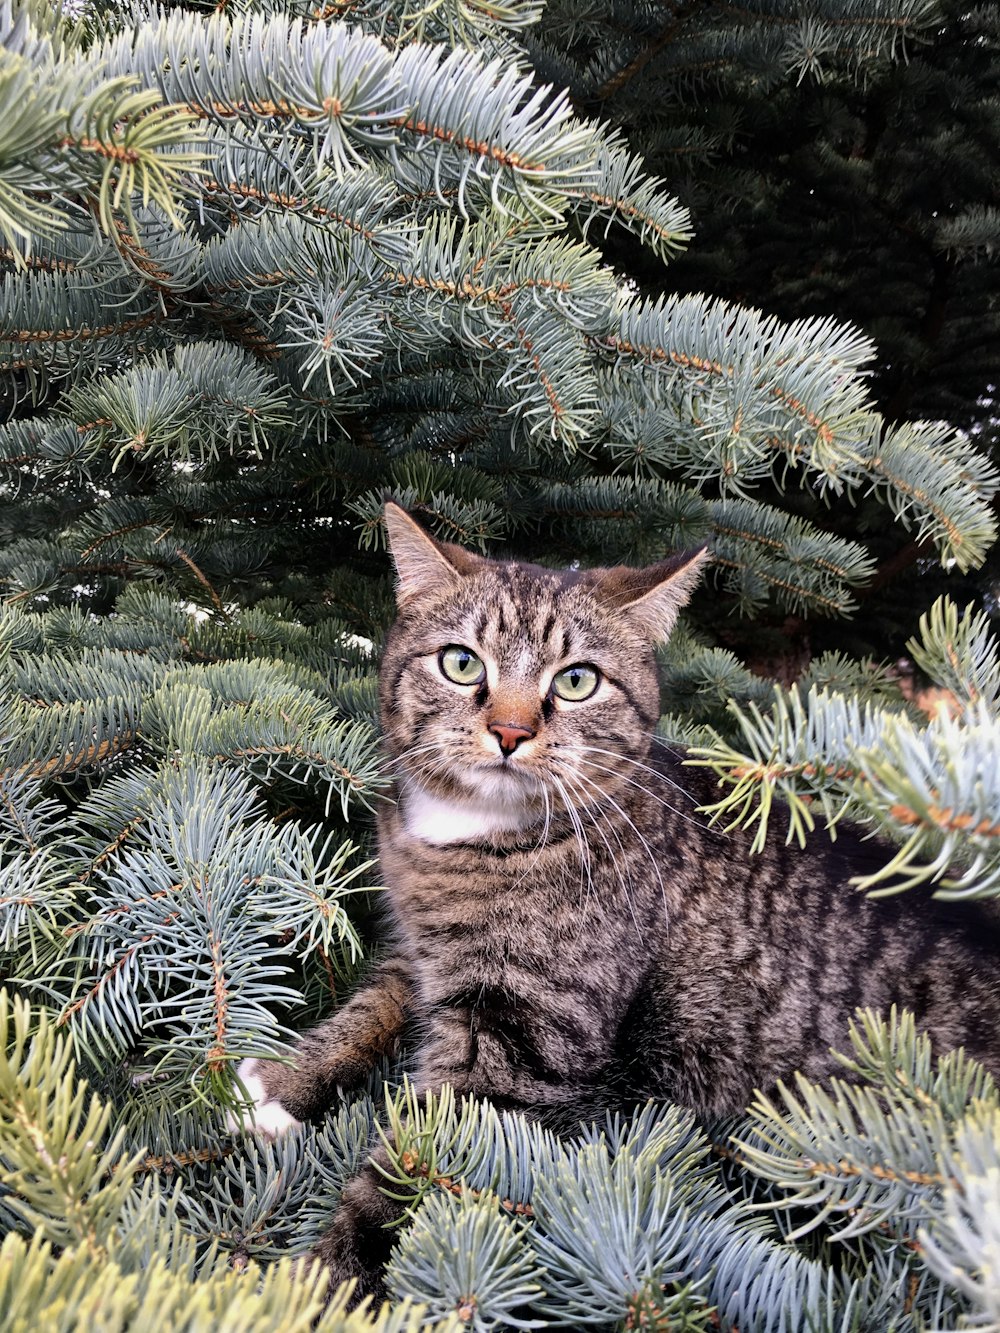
229, 1057, 304, 1138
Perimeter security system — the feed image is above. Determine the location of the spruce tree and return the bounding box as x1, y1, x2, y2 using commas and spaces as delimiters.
1, 0, 999, 1328
524, 0, 1000, 666
529, 0, 1000, 432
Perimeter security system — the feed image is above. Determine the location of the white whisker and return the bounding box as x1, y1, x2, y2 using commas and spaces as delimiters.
550, 772, 593, 908
568, 764, 669, 924
572, 753, 712, 833
506, 783, 555, 893
555, 764, 643, 935
572, 744, 697, 800
647, 731, 687, 760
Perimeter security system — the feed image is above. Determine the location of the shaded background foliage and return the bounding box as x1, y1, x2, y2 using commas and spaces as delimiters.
526, 0, 1000, 664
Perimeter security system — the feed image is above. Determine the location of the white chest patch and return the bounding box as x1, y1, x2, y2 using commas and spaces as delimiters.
403, 785, 536, 845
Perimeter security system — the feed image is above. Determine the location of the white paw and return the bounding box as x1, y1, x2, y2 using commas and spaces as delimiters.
229, 1057, 303, 1138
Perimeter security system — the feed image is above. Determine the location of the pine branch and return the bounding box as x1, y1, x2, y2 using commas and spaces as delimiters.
920, 1109, 1000, 1330
689, 602, 1000, 894
734, 1008, 998, 1242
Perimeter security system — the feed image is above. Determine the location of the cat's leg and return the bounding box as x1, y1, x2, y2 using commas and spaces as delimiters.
300, 1022, 474, 1305
308, 1003, 599, 1303
306, 1141, 400, 1307
233, 955, 413, 1134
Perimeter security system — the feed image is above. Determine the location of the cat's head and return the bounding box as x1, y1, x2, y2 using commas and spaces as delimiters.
379, 503, 708, 817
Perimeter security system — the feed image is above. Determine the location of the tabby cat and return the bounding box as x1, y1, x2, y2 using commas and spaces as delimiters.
236, 502, 1000, 1300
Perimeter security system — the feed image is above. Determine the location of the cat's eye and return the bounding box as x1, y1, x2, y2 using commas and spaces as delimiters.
551, 664, 600, 702
439, 645, 486, 686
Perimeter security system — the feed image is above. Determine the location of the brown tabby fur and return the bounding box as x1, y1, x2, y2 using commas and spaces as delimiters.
241, 503, 1000, 1302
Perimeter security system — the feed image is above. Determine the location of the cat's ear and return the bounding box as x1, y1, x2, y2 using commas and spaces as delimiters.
593, 547, 710, 642
383, 502, 482, 605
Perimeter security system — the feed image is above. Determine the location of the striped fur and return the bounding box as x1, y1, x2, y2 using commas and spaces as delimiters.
242, 507, 1000, 1301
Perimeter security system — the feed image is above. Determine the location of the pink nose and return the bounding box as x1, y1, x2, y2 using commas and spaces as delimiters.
489, 722, 536, 756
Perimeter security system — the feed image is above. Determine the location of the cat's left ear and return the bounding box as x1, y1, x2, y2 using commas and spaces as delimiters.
593, 547, 710, 642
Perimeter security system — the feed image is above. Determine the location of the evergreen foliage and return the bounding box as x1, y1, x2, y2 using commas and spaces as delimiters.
524, 0, 1000, 664
531, 0, 999, 431
1, 0, 999, 1326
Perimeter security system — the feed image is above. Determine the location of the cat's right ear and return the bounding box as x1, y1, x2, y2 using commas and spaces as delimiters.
593, 546, 710, 643
383, 503, 481, 606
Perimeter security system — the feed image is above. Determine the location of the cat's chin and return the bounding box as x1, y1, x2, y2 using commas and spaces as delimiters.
395, 757, 544, 815
409, 762, 543, 814
456, 762, 542, 804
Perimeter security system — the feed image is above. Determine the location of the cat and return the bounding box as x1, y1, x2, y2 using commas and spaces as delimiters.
234, 500, 1000, 1301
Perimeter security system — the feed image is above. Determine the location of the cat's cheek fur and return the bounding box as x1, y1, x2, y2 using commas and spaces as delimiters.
228, 1057, 303, 1138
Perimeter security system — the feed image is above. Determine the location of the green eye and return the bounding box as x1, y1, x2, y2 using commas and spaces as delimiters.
551, 664, 600, 702
439, 645, 486, 685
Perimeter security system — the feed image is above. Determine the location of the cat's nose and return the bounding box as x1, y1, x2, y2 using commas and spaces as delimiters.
489, 722, 536, 756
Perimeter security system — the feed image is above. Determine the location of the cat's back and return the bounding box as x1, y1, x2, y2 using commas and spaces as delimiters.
656, 743, 1000, 955
636, 747, 1000, 1112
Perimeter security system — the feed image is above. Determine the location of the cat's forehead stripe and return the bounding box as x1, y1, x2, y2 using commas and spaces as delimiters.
471, 577, 581, 663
